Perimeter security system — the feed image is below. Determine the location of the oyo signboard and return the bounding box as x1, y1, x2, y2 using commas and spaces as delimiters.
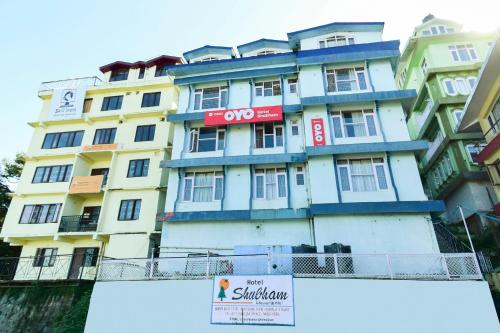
311, 118, 326, 146
205, 105, 282, 126
211, 275, 294, 326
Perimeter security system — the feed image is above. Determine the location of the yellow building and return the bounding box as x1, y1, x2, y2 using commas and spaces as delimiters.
460, 37, 500, 214
0, 55, 180, 280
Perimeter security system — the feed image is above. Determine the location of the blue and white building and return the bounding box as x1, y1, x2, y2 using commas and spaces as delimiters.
160, 22, 445, 255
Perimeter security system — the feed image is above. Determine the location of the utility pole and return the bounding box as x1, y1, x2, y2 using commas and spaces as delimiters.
458, 205, 476, 253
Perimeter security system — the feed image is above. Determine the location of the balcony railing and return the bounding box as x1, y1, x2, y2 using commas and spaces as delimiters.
0, 255, 98, 281
97, 253, 482, 282
38, 76, 102, 92
421, 131, 445, 165
59, 215, 98, 232
416, 99, 434, 131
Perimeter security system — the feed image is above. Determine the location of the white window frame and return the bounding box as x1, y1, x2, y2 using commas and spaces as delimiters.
325, 66, 369, 93
254, 122, 284, 149
465, 144, 486, 165
255, 80, 281, 97
442, 79, 457, 96
454, 78, 470, 95
331, 109, 378, 138
337, 157, 389, 192
193, 86, 228, 110
448, 44, 478, 62
318, 35, 355, 48
256, 50, 276, 56
254, 168, 288, 199
295, 166, 305, 186
421, 58, 428, 75
467, 76, 477, 91
288, 78, 298, 94
189, 127, 226, 152
452, 109, 464, 127
182, 171, 224, 202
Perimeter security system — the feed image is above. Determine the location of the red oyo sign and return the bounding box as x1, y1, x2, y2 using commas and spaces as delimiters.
311, 118, 326, 146
204, 105, 282, 126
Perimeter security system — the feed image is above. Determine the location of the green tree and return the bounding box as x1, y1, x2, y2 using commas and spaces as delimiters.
0, 153, 25, 257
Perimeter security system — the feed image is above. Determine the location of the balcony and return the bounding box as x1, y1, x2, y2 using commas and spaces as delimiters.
69, 175, 104, 195
59, 215, 98, 232
421, 131, 445, 166
97, 252, 482, 281
415, 99, 434, 132
38, 76, 102, 93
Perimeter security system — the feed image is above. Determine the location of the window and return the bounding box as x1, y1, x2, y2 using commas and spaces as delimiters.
138, 67, 145, 79
189, 127, 225, 152
42, 131, 84, 149
449, 45, 478, 62
135, 125, 156, 142
288, 78, 297, 94
255, 81, 281, 97
467, 77, 477, 91
82, 248, 100, 267
326, 67, 367, 92
466, 144, 486, 164
19, 204, 62, 224
399, 68, 407, 88
93, 128, 116, 145
33, 248, 58, 267
141, 92, 161, 107
118, 199, 141, 220
290, 120, 300, 136
421, 58, 428, 74
296, 167, 305, 186
487, 98, 500, 134
155, 65, 169, 77
257, 50, 276, 56
455, 78, 470, 95
194, 87, 228, 110
432, 153, 454, 188
182, 172, 223, 202
254, 122, 284, 148
254, 168, 287, 199
83, 98, 92, 113
337, 158, 388, 192
452, 109, 464, 126
32, 165, 72, 183
319, 35, 355, 48
331, 109, 377, 138
127, 159, 149, 177
101, 96, 123, 111
198, 57, 218, 62
109, 69, 129, 82
442, 79, 457, 96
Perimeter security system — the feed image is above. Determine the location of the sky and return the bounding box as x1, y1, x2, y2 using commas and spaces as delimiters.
0, 0, 498, 161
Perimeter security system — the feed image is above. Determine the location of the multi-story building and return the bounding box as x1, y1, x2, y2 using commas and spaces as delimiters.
396, 15, 496, 228
460, 36, 500, 215
0, 55, 180, 279
160, 21, 445, 257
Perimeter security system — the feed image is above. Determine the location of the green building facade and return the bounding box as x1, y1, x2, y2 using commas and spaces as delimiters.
397, 15, 496, 227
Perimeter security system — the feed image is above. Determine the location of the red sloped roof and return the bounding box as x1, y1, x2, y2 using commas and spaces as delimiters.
99, 55, 182, 73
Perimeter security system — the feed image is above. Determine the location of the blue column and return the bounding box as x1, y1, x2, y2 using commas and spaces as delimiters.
221, 165, 228, 211
286, 163, 291, 208
173, 168, 183, 212
386, 153, 400, 201
249, 166, 254, 210
332, 157, 342, 203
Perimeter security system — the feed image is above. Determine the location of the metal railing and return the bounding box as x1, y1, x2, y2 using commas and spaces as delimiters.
0, 255, 98, 281
97, 253, 482, 282
59, 215, 98, 232
484, 117, 500, 142
422, 131, 445, 165
38, 76, 102, 92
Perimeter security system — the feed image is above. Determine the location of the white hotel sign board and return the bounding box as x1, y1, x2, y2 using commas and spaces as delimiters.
211, 275, 294, 326
48, 86, 87, 121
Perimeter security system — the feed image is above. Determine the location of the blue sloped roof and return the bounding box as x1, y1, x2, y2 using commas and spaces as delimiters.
237, 38, 290, 54
183, 45, 234, 62
287, 22, 385, 48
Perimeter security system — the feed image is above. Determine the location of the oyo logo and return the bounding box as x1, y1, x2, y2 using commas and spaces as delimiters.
311, 118, 326, 146
224, 108, 255, 122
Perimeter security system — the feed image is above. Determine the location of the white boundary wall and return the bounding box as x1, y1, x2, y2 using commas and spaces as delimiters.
85, 279, 499, 333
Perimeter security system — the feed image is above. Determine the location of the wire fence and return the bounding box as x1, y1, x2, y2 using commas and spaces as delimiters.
97, 253, 482, 282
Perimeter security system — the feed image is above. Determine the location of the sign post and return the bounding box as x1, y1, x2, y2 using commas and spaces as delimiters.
211, 275, 294, 326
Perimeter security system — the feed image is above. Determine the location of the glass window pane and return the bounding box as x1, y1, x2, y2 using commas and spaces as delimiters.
332, 117, 343, 138
255, 175, 264, 198
214, 177, 223, 200
339, 166, 350, 191
357, 72, 367, 90
375, 165, 388, 189
277, 174, 287, 197
366, 115, 377, 136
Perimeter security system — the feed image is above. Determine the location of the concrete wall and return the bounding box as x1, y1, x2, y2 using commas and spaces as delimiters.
85, 279, 499, 333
